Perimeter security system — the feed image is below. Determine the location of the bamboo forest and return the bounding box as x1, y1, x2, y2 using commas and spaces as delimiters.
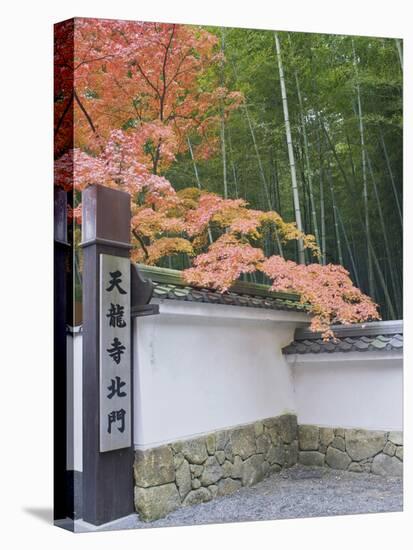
166, 28, 403, 320
54, 21, 403, 331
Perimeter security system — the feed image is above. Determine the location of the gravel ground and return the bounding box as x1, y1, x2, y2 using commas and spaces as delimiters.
72, 465, 403, 532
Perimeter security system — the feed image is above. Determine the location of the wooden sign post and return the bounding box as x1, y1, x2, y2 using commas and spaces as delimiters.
81, 185, 134, 525
54, 188, 71, 521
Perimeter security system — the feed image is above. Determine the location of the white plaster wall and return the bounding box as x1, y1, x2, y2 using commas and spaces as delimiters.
290, 353, 403, 431
69, 297, 403, 467
133, 300, 308, 449
66, 330, 83, 472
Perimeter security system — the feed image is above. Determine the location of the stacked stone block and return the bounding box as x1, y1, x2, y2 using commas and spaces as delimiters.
134, 418, 403, 522
298, 425, 403, 476
134, 414, 298, 521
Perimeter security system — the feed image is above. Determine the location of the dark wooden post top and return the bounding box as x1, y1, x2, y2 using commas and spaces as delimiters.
81, 184, 131, 249
54, 186, 68, 245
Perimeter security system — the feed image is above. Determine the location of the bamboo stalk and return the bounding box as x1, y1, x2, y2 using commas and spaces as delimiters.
366, 150, 402, 317
187, 137, 213, 245
295, 71, 321, 258
273, 155, 282, 215
326, 158, 344, 265
220, 28, 228, 199
395, 39, 403, 71
227, 128, 239, 199
187, 137, 202, 190
371, 244, 397, 319
352, 38, 375, 298
231, 59, 284, 257
337, 208, 361, 288
316, 123, 327, 265
274, 32, 305, 264
322, 121, 395, 314
379, 127, 403, 228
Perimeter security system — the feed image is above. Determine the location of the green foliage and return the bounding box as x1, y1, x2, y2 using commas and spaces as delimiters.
165, 30, 403, 319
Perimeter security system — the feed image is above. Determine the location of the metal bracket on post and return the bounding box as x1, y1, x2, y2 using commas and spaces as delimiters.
131, 263, 159, 318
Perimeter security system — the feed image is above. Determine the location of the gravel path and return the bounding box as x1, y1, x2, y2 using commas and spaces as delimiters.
74, 465, 403, 532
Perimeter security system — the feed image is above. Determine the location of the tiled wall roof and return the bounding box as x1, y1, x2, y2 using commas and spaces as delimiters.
137, 264, 308, 314
282, 320, 403, 355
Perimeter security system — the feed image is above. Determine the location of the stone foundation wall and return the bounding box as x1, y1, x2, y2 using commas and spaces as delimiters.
134, 414, 298, 521
298, 425, 403, 476
134, 418, 403, 522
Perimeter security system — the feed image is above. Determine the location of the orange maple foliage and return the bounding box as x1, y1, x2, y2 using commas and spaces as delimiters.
55, 18, 242, 170
260, 257, 379, 337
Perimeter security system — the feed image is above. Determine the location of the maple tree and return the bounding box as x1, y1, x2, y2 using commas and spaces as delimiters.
55, 19, 242, 166
54, 18, 380, 337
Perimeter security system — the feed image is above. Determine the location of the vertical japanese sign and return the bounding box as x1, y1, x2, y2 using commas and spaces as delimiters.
99, 254, 131, 452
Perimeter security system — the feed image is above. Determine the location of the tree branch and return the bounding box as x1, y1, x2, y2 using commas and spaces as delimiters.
74, 89, 97, 134
132, 228, 149, 259
135, 60, 161, 99
54, 92, 74, 137
160, 25, 176, 120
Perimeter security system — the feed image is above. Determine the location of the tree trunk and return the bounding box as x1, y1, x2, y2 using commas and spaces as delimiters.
227, 128, 239, 199
326, 159, 344, 265
316, 123, 327, 265
221, 119, 227, 198
295, 71, 321, 258
371, 244, 397, 319
395, 39, 403, 71
367, 150, 401, 317
274, 32, 305, 264
344, 126, 358, 192
220, 28, 228, 199
273, 154, 282, 215
231, 60, 284, 257
379, 127, 403, 228
187, 137, 213, 245
337, 208, 361, 288
187, 137, 202, 190
322, 120, 394, 310
353, 39, 375, 298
